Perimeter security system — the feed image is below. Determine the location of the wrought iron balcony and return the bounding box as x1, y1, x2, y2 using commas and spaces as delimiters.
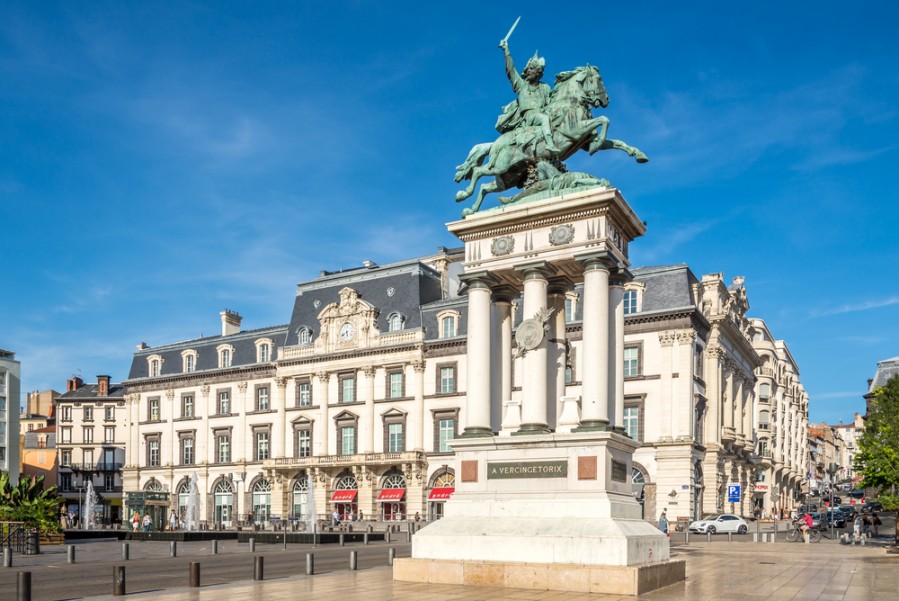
64, 462, 123, 472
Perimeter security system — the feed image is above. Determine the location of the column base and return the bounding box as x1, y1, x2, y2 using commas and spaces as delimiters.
573, 420, 610, 432
513, 423, 551, 435
458, 427, 494, 439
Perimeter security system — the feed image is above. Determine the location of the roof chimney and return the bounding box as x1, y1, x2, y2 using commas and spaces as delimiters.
66, 376, 84, 392
221, 309, 242, 336
97, 375, 110, 397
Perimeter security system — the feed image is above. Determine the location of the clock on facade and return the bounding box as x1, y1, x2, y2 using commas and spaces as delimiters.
339, 323, 355, 341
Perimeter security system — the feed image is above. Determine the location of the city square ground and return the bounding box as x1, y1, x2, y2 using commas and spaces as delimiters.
2, 523, 897, 601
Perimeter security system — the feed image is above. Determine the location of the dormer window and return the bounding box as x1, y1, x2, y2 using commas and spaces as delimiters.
182, 350, 198, 373
216, 344, 235, 369
298, 327, 313, 345
147, 355, 163, 378
387, 312, 405, 332
255, 338, 273, 363
623, 283, 645, 315
437, 310, 460, 339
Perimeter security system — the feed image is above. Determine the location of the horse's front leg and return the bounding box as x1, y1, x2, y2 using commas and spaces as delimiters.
462, 180, 500, 217
605, 138, 649, 163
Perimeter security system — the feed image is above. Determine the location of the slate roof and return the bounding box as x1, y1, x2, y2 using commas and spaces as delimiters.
631, 264, 698, 313
869, 356, 899, 391
57, 383, 127, 401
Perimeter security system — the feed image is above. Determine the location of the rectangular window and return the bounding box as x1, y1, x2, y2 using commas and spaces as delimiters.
565, 298, 574, 323
60, 474, 72, 492
389, 371, 404, 399
83, 427, 94, 443
439, 366, 456, 394
105, 406, 115, 421
255, 432, 270, 461
83, 448, 94, 466
148, 440, 160, 467
296, 429, 311, 457
182, 437, 195, 465
256, 387, 270, 411
61, 450, 72, 466
149, 398, 160, 421
61, 406, 72, 421
217, 435, 231, 463
624, 406, 639, 441
438, 419, 455, 453
218, 391, 231, 414
182, 395, 194, 418
340, 375, 356, 403
83, 406, 93, 421
340, 426, 356, 455
388, 423, 404, 452
104, 427, 115, 444
441, 316, 456, 338
297, 381, 312, 407
104, 474, 115, 492
623, 347, 640, 377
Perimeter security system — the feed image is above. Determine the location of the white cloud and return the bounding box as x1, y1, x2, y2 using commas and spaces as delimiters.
810, 296, 899, 318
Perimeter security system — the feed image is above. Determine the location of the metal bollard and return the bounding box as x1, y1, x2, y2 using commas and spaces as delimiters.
122, 543, 129, 560
364, 532, 369, 545
17, 571, 31, 601
349, 550, 357, 571
684, 529, 689, 544
3, 548, 12, 568
67, 545, 76, 564
388, 547, 395, 566
728, 532, 733, 542
406, 529, 412, 542
249, 537, 255, 553
170, 541, 177, 557
189, 562, 201, 588
113, 565, 126, 596
339, 533, 345, 546
254, 556, 264, 581
706, 531, 712, 543
385, 530, 391, 544
212, 540, 218, 554
306, 553, 314, 575
283, 533, 287, 550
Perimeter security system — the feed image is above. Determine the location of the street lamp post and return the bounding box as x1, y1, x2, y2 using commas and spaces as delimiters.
828, 462, 838, 542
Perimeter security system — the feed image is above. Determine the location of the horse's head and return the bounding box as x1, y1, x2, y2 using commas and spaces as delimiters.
554, 65, 609, 109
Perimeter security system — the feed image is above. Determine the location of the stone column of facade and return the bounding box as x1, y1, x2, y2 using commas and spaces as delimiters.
609, 274, 626, 432
274, 378, 287, 458
411, 360, 425, 450
459, 272, 496, 437
200, 385, 210, 464
363, 366, 376, 453
315, 372, 330, 455
576, 256, 611, 430
704, 347, 721, 445
237, 381, 249, 461
658, 333, 674, 441
166, 389, 176, 468
547, 278, 572, 428
722, 370, 734, 432
516, 263, 553, 434
675, 332, 696, 439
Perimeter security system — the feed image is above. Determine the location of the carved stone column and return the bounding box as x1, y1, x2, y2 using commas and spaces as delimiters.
459, 272, 496, 437
492, 286, 517, 430
576, 254, 612, 430
237, 381, 249, 461
314, 372, 330, 455
200, 385, 210, 464
515, 262, 553, 434
547, 277, 572, 429
274, 377, 287, 458
363, 366, 376, 453
608, 273, 627, 432
411, 360, 426, 450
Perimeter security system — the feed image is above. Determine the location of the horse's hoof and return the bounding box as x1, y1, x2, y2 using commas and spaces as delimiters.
454, 173, 464, 183
455, 191, 468, 202
461, 208, 474, 217
635, 152, 649, 163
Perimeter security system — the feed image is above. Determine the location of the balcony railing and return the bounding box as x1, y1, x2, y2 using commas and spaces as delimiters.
63, 462, 123, 472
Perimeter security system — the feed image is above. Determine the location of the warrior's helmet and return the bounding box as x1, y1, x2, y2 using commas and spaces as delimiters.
523, 52, 546, 77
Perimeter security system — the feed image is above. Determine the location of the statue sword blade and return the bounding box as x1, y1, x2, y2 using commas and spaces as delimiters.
502, 16, 521, 44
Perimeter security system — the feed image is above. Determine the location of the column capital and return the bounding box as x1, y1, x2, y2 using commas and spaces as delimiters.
575, 250, 621, 272
514, 261, 554, 281
491, 285, 519, 304
609, 268, 633, 287
547, 275, 575, 296
459, 270, 499, 290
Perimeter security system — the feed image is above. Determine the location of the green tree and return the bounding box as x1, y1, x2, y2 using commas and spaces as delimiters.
0, 473, 62, 532
855, 373, 899, 544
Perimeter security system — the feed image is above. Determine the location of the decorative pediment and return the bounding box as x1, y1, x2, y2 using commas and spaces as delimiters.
315, 287, 381, 352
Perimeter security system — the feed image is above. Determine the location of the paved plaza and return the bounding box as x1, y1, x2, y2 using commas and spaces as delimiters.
6, 535, 894, 601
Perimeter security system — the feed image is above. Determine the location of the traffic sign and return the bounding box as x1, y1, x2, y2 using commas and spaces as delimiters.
727, 484, 741, 503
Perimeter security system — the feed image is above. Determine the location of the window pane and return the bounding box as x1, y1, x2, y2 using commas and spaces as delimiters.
341, 427, 356, 455
298, 382, 312, 407
440, 367, 455, 394
624, 407, 639, 440
389, 372, 403, 398
388, 423, 403, 452
342, 378, 355, 402
439, 419, 455, 452
623, 348, 640, 377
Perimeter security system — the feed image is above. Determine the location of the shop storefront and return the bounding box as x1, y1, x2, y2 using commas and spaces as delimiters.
124, 491, 170, 531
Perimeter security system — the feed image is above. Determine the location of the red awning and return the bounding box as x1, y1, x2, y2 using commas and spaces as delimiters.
428, 487, 455, 500
330, 490, 357, 502
377, 488, 406, 502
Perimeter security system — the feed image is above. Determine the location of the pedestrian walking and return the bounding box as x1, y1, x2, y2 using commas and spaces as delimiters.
871, 512, 881, 536
332, 510, 340, 527
862, 513, 872, 537
169, 510, 179, 531
142, 512, 152, 532
658, 511, 669, 537
131, 511, 140, 532
852, 514, 862, 541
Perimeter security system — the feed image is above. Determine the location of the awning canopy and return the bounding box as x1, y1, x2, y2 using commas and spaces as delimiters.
330, 490, 357, 502
377, 488, 406, 502
428, 487, 455, 500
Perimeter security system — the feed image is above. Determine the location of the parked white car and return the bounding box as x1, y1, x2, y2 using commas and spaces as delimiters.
688, 514, 748, 534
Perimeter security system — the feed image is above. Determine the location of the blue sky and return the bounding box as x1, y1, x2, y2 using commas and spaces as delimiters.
2, 1, 896, 424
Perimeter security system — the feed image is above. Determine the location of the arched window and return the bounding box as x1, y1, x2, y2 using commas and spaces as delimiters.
382, 473, 406, 489
144, 479, 164, 492
213, 479, 233, 524
335, 475, 357, 490
298, 327, 313, 345
623, 290, 638, 315
759, 383, 771, 402
387, 313, 405, 332
216, 345, 234, 369
252, 479, 271, 521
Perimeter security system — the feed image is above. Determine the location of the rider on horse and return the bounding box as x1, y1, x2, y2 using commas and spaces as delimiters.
497, 38, 561, 154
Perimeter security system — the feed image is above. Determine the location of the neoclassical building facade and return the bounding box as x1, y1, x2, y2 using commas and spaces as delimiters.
121, 249, 811, 527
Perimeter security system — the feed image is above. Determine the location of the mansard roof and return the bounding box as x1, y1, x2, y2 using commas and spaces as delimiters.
870, 356, 899, 391
57, 383, 127, 401
631, 264, 699, 312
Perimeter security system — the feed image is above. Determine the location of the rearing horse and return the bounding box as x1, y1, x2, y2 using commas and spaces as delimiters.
454, 65, 647, 216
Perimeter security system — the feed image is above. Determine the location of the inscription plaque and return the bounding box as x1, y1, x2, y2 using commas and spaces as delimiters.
611, 459, 627, 482
487, 460, 568, 479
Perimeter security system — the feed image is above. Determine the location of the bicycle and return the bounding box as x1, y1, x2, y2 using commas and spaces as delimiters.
786, 522, 822, 543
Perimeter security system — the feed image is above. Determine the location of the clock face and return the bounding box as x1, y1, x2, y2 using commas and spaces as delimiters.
339, 323, 355, 341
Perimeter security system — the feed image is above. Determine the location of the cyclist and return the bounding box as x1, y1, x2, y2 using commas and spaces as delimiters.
800, 512, 813, 536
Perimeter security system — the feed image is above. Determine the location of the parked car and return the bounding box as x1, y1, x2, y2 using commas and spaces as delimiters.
863, 501, 883, 512
808, 512, 826, 529
821, 509, 847, 528
797, 504, 818, 514
688, 514, 749, 534
839, 505, 858, 520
